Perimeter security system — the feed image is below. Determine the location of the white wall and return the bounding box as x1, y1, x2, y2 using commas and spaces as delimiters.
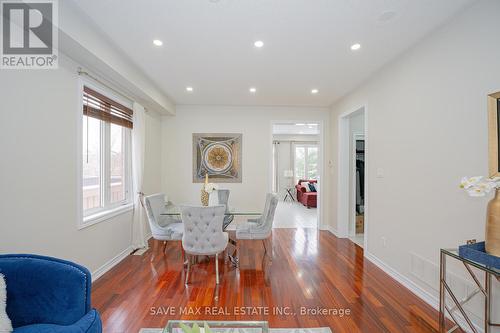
0, 55, 163, 274
330, 0, 499, 326
162, 105, 330, 226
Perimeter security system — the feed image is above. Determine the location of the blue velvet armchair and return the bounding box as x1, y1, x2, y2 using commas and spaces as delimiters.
0, 254, 102, 333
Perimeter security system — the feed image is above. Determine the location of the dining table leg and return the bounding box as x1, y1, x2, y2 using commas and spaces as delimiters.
226, 237, 239, 267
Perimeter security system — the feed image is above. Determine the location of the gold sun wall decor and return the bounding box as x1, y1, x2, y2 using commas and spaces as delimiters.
193, 133, 242, 183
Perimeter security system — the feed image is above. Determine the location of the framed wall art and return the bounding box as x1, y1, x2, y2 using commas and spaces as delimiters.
193, 133, 242, 183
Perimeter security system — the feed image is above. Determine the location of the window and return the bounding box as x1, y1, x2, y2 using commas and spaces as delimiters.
294, 144, 318, 183
82, 85, 133, 221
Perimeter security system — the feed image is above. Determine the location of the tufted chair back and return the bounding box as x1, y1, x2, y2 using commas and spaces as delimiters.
181, 205, 228, 256
144, 193, 167, 234
144, 193, 184, 242
209, 189, 234, 230
257, 193, 279, 236
216, 189, 230, 210
236, 193, 279, 240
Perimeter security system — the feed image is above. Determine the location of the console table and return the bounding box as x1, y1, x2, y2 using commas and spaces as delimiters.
439, 248, 499, 333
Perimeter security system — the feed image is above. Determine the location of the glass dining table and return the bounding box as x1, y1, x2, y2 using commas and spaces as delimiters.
161, 204, 261, 229
160, 205, 261, 218
160, 205, 261, 266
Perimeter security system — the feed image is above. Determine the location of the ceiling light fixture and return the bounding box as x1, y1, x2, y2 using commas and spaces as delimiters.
296, 123, 305, 126
350, 43, 361, 51
311, 89, 319, 94
254, 40, 264, 48
186, 86, 193, 92
153, 39, 163, 46
378, 11, 396, 22
249, 87, 257, 93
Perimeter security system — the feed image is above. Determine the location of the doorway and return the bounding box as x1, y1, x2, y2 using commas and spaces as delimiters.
338, 107, 367, 249
350, 134, 365, 247
270, 122, 322, 229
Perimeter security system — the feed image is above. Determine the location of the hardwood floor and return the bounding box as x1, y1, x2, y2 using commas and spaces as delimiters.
92, 229, 456, 333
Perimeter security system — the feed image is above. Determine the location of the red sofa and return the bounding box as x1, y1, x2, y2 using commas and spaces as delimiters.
295, 179, 317, 208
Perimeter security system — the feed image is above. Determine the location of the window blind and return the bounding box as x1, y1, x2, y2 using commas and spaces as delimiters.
83, 86, 133, 129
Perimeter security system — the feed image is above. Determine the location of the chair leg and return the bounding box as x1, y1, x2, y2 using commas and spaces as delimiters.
215, 253, 220, 285
180, 243, 185, 265
150, 239, 157, 262
162, 241, 167, 254
185, 254, 191, 285
263, 238, 273, 261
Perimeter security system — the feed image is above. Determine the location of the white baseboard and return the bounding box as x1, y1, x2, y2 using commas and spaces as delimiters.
91, 245, 133, 282
364, 251, 482, 333
324, 225, 347, 238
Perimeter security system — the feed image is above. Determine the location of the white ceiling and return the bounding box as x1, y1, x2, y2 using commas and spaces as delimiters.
71, 0, 473, 107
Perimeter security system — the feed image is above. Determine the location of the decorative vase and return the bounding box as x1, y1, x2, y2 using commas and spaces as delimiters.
200, 173, 209, 206
200, 188, 209, 206
486, 189, 500, 256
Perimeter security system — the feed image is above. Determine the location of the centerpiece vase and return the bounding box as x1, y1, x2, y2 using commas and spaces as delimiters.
486, 188, 500, 256
200, 173, 209, 206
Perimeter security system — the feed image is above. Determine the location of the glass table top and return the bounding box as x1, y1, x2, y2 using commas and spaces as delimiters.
164, 320, 269, 333
441, 248, 500, 276
160, 205, 261, 216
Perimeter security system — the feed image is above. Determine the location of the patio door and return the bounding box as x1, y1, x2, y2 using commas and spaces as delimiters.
294, 144, 318, 183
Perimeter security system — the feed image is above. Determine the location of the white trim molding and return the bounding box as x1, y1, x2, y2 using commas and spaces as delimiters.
92, 245, 133, 282
337, 105, 368, 241
81, 203, 133, 230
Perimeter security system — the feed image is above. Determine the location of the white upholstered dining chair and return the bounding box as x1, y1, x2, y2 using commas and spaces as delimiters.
209, 189, 233, 230
181, 205, 228, 285
235, 193, 279, 260
144, 193, 184, 255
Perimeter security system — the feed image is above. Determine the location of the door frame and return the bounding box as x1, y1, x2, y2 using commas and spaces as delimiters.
337, 106, 368, 250
269, 120, 325, 230
349, 133, 364, 239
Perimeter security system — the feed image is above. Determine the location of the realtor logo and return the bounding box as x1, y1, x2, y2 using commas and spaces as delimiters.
1, 0, 58, 69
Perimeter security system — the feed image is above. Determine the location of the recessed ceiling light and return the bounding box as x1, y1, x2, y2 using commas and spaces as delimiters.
296, 123, 305, 126
153, 39, 163, 46
350, 43, 361, 51
378, 11, 396, 22
186, 86, 193, 92
249, 87, 257, 93
254, 40, 264, 48
311, 89, 319, 94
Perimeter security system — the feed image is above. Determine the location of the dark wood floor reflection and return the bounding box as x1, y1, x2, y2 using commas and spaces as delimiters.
92, 229, 455, 333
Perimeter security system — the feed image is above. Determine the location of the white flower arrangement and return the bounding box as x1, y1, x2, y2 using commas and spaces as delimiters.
204, 183, 218, 194
460, 176, 500, 197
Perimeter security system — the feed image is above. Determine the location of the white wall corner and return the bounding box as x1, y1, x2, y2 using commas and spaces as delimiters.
325, 225, 341, 238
